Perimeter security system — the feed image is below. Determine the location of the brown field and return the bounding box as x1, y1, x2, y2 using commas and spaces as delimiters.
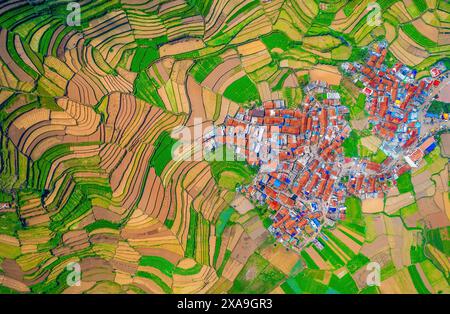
385, 192, 415, 214
309, 65, 342, 85
411, 170, 435, 199
412, 18, 439, 42
305, 246, 330, 269
230, 194, 254, 214
331, 0, 369, 33
389, 1, 413, 23
362, 197, 384, 214
331, 229, 361, 254
360, 136, 382, 153
384, 22, 397, 43
380, 268, 417, 294
360, 235, 390, 259
260, 245, 300, 275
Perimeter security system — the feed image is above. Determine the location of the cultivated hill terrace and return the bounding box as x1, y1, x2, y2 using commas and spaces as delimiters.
0, 0, 449, 295
205, 43, 445, 251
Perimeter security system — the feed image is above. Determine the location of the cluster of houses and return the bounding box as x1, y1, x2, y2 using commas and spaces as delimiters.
404, 136, 437, 168
342, 41, 442, 161
202, 42, 445, 250
205, 81, 391, 249
343, 158, 389, 199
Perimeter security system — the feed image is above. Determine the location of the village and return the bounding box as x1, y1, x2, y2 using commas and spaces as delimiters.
204, 43, 448, 251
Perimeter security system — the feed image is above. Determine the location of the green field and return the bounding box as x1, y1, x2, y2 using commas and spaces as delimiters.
408, 265, 431, 294
396, 172, 414, 194
149, 131, 178, 176
131, 37, 168, 72
346, 254, 370, 274
301, 250, 320, 270
427, 101, 450, 115
328, 273, 359, 294
140, 256, 175, 277
134, 71, 166, 109
425, 227, 449, 255
342, 130, 360, 158
223, 75, 260, 104
190, 56, 223, 83
281, 269, 328, 294
261, 31, 295, 51
315, 239, 345, 268
401, 24, 438, 49
185, 206, 198, 258
342, 196, 365, 235
229, 253, 285, 294
208, 147, 258, 190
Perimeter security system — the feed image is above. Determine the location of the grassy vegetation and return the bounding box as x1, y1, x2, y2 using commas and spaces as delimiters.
272, 71, 291, 91
315, 239, 345, 268
85, 220, 120, 233
185, 206, 198, 258
225, 0, 259, 24
208, 146, 258, 190
216, 249, 232, 277
248, 204, 274, 229
135, 271, 172, 293
187, 0, 214, 16
343, 1, 360, 17
370, 149, 387, 163
401, 24, 438, 49
396, 172, 414, 194
425, 227, 449, 255
413, 0, 428, 12
410, 245, 426, 264
140, 256, 175, 277
281, 269, 328, 294
396, 203, 419, 219
223, 75, 260, 104
213, 207, 236, 266
328, 273, 359, 294
30, 268, 74, 294
342, 130, 360, 158
0, 191, 13, 202
149, 131, 178, 176
300, 250, 319, 270
134, 71, 166, 109
190, 56, 223, 83
408, 265, 431, 294
164, 218, 174, 229
131, 37, 168, 72
427, 101, 450, 116
420, 259, 447, 293
262, 31, 295, 51
353, 93, 366, 116
173, 262, 203, 276
215, 207, 235, 237
310, 11, 336, 30
359, 285, 380, 294
342, 196, 365, 235
346, 254, 370, 274
380, 261, 397, 281
229, 253, 285, 294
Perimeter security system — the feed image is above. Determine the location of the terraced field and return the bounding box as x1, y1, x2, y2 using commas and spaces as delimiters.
0, 0, 449, 294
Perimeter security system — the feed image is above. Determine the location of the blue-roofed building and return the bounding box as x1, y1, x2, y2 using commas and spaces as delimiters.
425, 142, 436, 154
